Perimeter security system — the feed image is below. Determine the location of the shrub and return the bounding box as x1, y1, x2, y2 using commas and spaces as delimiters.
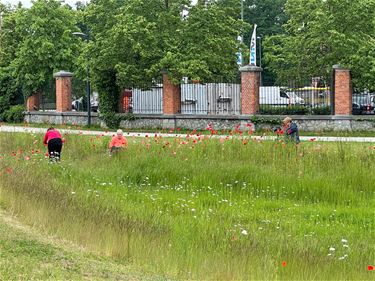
99, 112, 122, 128
308, 106, 331, 115
2, 105, 25, 123
259, 105, 308, 115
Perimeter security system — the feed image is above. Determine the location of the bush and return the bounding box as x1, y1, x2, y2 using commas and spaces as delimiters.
259, 105, 332, 115
308, 106, 331, 115
99, 112, 122, 128
259, 105, 308, 115
2, 105, 25, 123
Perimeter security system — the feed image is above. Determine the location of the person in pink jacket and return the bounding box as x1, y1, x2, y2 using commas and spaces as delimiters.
43, 127, 63, 161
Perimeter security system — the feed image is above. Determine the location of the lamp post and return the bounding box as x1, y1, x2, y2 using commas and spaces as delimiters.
257, 35, 263, 85
72, 31, 91, 126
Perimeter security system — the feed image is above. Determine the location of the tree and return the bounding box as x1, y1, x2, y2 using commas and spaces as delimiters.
243, 0, 287, 40
0, 3, 25, 118
264, 0, 375, 89
85, 0, 245, 120
12, 0, 81, 98
242, 0, 288, 84
162, 0, 244, 82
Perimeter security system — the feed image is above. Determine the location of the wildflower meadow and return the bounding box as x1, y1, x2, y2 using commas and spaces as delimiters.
0, 128, 374, 280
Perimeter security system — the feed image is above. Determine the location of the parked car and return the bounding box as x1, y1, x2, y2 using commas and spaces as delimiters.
260, 86, 305, 106
352, 95, 374, 115
72, 97, 99, 112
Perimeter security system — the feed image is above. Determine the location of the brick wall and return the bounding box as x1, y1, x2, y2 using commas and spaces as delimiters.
334, 67, 352, 115
240, 65, 262, 115
163, 73, 181, 114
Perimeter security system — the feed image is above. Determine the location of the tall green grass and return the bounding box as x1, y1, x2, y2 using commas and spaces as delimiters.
0, 132, 374, 280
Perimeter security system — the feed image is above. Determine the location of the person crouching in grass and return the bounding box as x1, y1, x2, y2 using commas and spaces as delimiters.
282, 117, 300, 144
43, 127, 63, 162
109, 129, 128, 155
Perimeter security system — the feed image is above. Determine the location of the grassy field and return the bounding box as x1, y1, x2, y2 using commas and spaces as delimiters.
0, 208, 165, 280
0, 131, 374, 280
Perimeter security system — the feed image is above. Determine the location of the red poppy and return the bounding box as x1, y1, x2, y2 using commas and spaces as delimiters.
281, 261, 287, 267
309, 138, 316, 142
5, 167, 13, 174
368, 265, 374, 271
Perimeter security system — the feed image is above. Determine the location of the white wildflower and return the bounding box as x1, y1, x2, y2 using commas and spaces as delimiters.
241, 230, 248, 235
329, 247, 335, 251
341, 239, 348, 243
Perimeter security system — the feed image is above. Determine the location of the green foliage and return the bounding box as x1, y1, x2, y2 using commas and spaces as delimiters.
309, 106, 331, 115
11, 0, 82, 97
259, 105, 308, 115
264, 0, 375, 87
243, 0, 288, 83
99, 112, 122, 129
249, 115, 282, 125
1, 105, 25, 123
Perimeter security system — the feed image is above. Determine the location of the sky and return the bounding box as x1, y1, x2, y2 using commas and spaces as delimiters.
1, 0, 90, 8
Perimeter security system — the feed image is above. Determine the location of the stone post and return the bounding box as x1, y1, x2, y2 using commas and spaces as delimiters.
53, 71, 73, 112
333, 65, 352, 116
162, 71, 181, 115
240, 65, 262, 115
26, 92, 41, 111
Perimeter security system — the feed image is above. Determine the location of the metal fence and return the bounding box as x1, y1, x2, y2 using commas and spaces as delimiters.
352, 90, 375, 115
181, 83, 241, 115
259, 79, 332, 115
132, 85, 163, 114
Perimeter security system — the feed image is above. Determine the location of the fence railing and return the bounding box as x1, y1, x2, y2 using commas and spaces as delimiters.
352, 91, 375, 115
181, 83, 241, 115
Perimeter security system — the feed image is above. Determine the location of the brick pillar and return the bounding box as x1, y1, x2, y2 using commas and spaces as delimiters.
162, 72, 181, 115
26, 92, 41, 111
53, 71, 73, 112
240, 65, 262, 115
333, 65, 352, 115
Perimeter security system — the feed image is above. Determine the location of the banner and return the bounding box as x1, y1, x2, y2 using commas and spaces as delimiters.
249, 24, 257, 65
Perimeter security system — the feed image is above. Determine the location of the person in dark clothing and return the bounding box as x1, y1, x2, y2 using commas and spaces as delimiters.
282, 117, 300, 144
43, 127, 63, 161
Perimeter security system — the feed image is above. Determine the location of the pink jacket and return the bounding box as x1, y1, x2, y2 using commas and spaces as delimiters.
43, 130, 62, 145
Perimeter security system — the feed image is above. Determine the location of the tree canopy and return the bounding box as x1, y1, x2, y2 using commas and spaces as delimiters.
264, 0, 375, 88
0, 0, 375, 118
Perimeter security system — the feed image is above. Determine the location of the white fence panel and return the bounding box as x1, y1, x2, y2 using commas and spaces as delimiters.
207, 83, 241, 115
132, 87, 163, 114
181, 84, 208, 115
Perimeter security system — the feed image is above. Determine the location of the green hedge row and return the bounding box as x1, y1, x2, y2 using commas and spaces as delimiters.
259, 105, 331, 115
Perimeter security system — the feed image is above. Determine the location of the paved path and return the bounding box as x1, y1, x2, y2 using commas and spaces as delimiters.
1, 125, 375, 143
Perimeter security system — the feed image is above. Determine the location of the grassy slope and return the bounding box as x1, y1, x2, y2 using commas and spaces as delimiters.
1, 132, 374, 280
0, 209, 166, 281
